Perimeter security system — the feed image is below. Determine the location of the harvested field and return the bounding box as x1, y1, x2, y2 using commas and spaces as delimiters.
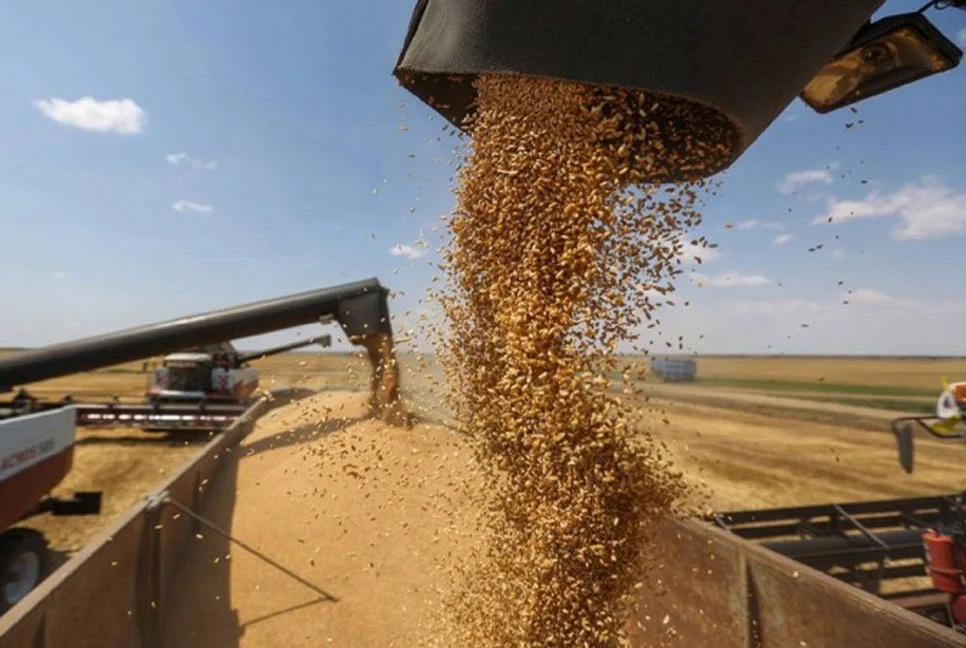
11, 352, 960, 562
691, 356, 966, 391
159, 367, 964, 647
7, 351, 964, 642
640, 383, 912, 432
634, 398, 963, 511
625, 355, 966, 428
399, 355, 965, 509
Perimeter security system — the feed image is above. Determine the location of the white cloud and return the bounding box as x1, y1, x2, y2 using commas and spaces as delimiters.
51, 271, 68, 281
959, 27, 966, 46
33, 97, 146, 135
844, 288, 912, 307
167, 152, 217, 171
693, 272, 770, 288
728, 298, 827, 317
829, 247, 846, 260
172, 200, 213, 214
632, 291, 966, 355
816, 177, 966, 240
776, 167, 835, 194
675, 236, 720, 265
773, 233, 792, 246
735, 219, 784, 231
390, 244, 425, 260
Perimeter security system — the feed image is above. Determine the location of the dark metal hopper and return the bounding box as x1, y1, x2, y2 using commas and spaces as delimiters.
394, 0, 884, 181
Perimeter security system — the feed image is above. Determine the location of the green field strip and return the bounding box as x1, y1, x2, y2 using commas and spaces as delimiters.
696, 376, 936, 397
792, 395, 935, 414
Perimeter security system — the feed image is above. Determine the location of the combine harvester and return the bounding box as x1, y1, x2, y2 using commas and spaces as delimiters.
146, 335, 331, 407
892, 380, 966, 474
57, 336, 330, 433
84, 335, 333, 431
0, 278, 400, 614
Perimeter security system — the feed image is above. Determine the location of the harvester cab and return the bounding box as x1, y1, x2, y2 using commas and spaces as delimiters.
147, 335, 331, 405
150, 347, 242, 403
937, 381, 966, 426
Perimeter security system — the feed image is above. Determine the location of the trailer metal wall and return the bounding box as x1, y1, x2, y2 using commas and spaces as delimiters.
1, 391, 962, 647
0, 394, 279, 648
627, 519, 964, 647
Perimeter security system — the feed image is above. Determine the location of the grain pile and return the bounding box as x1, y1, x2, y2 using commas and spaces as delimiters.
163, 390, 482, 648
435, 75, 733, 646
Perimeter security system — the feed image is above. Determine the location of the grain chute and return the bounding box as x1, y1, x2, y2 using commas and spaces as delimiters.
394, 1, 962, 182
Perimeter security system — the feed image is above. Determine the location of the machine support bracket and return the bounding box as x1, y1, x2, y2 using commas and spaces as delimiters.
161, 498, 338, 602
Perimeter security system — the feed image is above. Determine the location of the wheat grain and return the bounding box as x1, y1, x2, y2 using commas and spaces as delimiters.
432, 74, 730, 647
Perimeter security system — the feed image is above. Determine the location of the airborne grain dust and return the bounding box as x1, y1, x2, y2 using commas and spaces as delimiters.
434, 75, 734, 646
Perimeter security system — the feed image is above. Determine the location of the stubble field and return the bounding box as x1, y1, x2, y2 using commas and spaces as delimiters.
9, 351, 961, 558
4, 350, 963, 643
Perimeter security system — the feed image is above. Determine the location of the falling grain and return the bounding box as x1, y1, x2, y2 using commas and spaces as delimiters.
432, 75, 731, 646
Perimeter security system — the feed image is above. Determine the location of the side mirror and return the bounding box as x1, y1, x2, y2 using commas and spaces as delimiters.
895, 422, 915, 474
801, 12, 962, 113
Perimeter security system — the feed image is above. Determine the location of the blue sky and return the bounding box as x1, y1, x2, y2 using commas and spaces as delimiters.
0, 1, 963, 355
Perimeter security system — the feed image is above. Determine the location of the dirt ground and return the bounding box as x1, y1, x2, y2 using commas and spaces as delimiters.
6, 350, 965, 643
159, 355, 965, 647
632, 397, 963, 511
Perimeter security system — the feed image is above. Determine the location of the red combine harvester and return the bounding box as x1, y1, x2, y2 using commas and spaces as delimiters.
0, 278, 399, 613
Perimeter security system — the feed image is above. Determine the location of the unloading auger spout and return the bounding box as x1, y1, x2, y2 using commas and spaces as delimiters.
0, 278, 408, 426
